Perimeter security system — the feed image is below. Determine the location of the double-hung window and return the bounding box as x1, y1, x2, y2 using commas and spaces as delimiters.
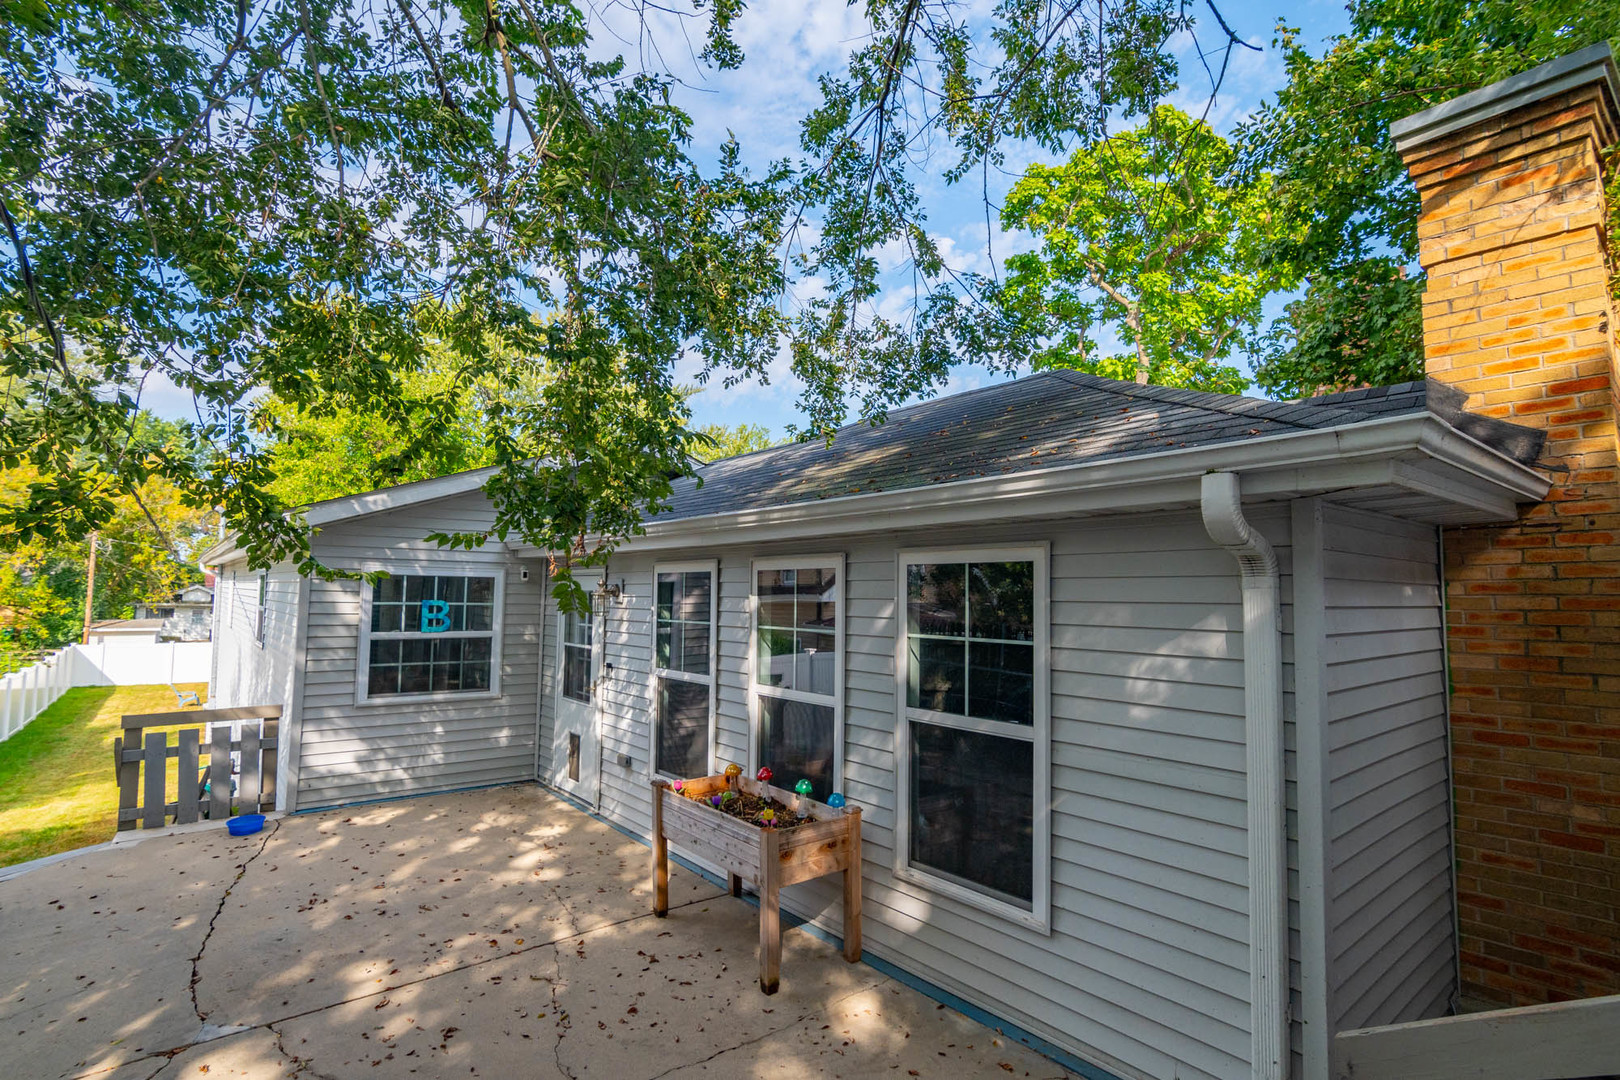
560, 600, 593, 704
653, 563, 717, 779
752, 557, 842, 801
360, 573, 502, 702
896, 546, 1049, 929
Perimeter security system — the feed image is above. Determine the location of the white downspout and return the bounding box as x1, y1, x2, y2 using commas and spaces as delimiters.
1202, 471, 1289, 1080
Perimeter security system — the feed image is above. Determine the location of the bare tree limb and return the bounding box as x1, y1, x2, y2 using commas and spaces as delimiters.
1087, 263, 1150, 384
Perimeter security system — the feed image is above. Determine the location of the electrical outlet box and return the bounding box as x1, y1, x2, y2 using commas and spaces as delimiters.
617, 752, 632, 768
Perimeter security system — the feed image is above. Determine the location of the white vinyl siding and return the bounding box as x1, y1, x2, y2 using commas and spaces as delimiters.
1320, 504, 1456, 1032
292, 495, 543, 810
576, 511, 1289, 1080
210, 561, 301, 712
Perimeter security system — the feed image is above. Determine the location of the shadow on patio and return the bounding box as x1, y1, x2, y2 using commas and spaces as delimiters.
0, 784, 1075, 1079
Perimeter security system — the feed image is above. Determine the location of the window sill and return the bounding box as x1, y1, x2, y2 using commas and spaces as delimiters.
354, 689, 502, 707
892, 862, 1051, 935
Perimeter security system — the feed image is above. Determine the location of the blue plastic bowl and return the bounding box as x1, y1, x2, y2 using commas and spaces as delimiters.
227, 813, 265, 836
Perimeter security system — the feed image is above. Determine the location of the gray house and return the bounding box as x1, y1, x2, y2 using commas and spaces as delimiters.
202, 368, 1548, 1080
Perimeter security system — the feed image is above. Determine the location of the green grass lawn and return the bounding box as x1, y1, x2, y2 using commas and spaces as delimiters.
0, 683, 208, 868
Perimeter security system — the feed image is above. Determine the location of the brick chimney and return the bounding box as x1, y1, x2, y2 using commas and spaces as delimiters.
1394, 45, 1620, 1009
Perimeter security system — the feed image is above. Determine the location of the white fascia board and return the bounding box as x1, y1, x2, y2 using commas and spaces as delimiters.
200, 464, 506, 569
198, 537, 241, 569
301, 465, 500, 526
567, 413, 1549, 555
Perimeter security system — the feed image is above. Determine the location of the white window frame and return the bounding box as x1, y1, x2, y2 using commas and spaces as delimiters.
557, 598, 596, 708
355, 569, 505, 705
747, 554, 846, 795
893, 544, 1051, 933
254, 572, 267, 648
650, 560, 719, 780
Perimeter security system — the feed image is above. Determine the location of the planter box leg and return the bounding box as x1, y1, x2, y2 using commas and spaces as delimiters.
651, 781, 669, 917
759, 829, 781, 995
843, 808, 863, 963
729, 872, 742, 898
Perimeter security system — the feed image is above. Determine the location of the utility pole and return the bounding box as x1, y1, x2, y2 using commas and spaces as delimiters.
81, 532, 98, 644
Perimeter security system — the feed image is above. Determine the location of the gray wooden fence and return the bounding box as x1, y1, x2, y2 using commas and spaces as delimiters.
113, 706, 281, 829
1334, 992, 1620, 1079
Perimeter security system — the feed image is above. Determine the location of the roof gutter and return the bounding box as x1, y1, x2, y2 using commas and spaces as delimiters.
1201, 472, 1288, 1080
595, 412, 1548, 553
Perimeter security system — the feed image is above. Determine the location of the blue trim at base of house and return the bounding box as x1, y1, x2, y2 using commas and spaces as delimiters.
536, 781, 1124, 1080
291, 779, 518, 815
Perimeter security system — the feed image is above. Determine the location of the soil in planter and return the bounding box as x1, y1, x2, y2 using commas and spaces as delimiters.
679, 787, 814, 829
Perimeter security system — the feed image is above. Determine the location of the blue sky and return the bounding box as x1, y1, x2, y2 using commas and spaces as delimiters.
136, 1, 1355, 439
641, 0, 1357, 439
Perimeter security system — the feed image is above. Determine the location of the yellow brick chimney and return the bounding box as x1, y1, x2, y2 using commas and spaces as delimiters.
1392, 45, 1620, 1008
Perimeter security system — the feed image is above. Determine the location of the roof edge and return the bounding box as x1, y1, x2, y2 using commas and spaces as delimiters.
552, 412, 1550, 553
200, 465, 502, 569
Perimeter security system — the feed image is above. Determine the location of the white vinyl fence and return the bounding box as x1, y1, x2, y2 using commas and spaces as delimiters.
72, 640, 211, 687
0, 647, 76, 742
0, 641, 213, 744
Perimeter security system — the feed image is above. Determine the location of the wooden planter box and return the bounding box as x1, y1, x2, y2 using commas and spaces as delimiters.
651, 775, 862, 994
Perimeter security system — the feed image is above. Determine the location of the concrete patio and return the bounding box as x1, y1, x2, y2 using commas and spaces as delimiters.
0, 785, 1078, 1080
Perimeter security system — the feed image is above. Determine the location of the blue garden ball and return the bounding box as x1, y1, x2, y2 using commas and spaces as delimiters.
826, 792, 846, 809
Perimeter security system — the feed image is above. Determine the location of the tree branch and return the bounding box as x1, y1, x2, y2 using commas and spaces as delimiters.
1086, 264, 1150, 384
485, 1, 544, 149
0, 195, 68, 378
298, 0, 345, 194
393, 0, 463, 116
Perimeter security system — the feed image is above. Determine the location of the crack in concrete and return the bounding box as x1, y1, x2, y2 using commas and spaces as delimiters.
61, 892, 718, 1080
188, 818, 281, 1023
643, 979, 890, 1080
270, 1021, 342, 1080
544, 945, 577, 1080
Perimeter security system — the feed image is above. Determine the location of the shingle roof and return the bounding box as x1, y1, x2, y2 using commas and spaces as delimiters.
656, 371, 1539, 522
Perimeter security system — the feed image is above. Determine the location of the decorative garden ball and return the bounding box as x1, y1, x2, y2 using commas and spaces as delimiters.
794, 779, 813, 796
756, 766, 773, 783
827, 792, 847, 809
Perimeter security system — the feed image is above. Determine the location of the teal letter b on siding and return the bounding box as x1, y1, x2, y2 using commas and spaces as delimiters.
420, 600, 451, 633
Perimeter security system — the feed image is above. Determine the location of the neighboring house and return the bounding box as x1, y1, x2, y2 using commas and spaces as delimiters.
134, 583, 215, 642
199, 49, 1620, 1080
85, 618, 167, 644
